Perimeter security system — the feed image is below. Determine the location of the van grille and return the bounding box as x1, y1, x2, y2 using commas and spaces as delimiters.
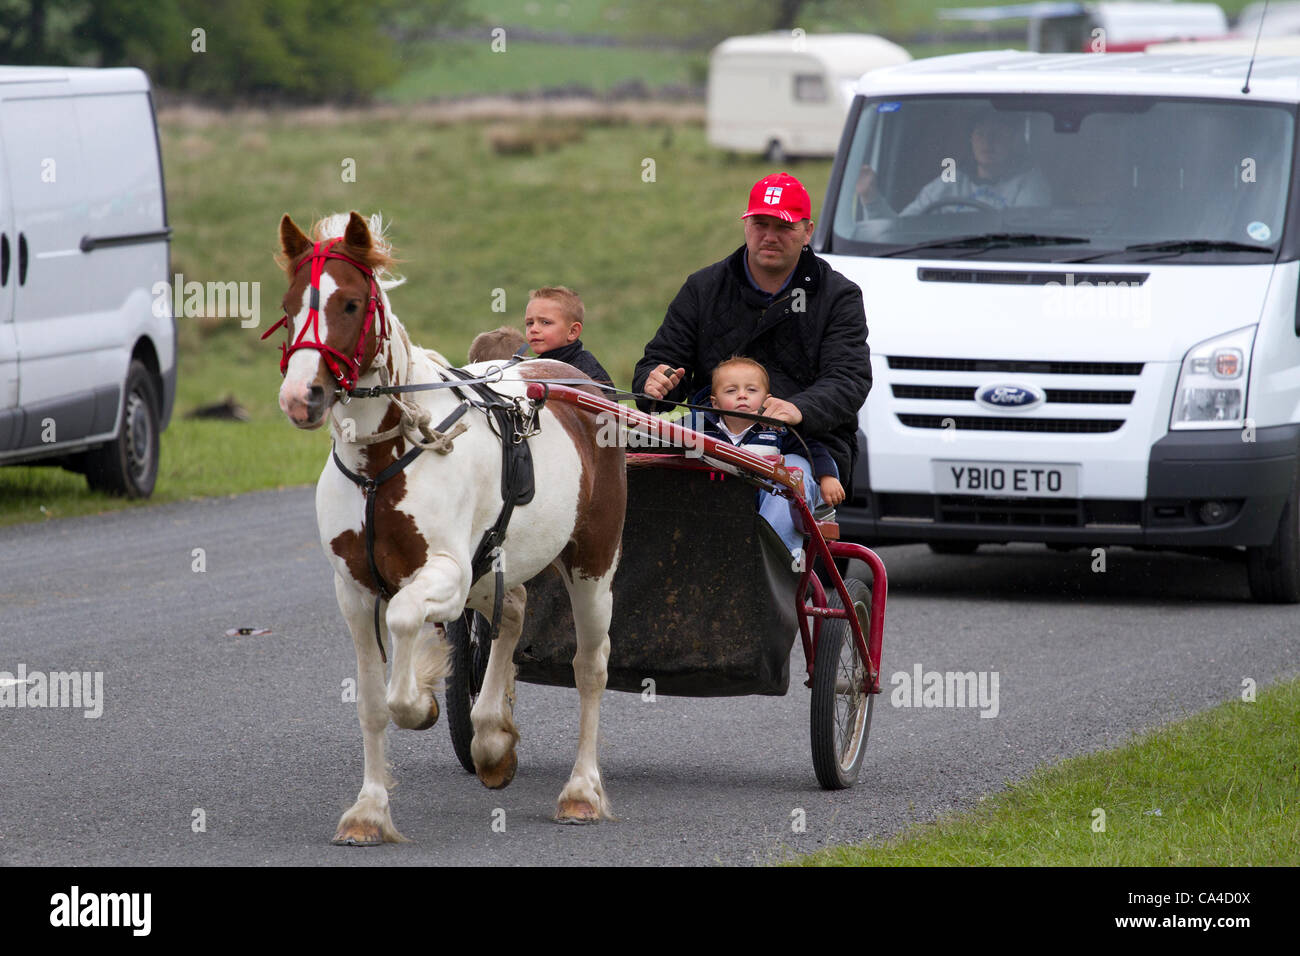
892, 385, 1134, 405
916, 268, 1150, 287
888, 356, 1144, 376
877, 494, 1143, 528
897, 414, 1123, 433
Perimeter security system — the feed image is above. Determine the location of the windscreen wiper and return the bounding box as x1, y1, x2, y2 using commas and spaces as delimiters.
876, 233, 1091, 257
1065, 238, 1275, 264
1122, 239, 1274, 254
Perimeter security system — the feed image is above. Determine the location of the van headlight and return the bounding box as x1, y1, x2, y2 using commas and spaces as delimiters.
1170, 326, 1256, 430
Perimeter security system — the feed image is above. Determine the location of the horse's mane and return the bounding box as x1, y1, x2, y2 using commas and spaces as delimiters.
288, 212, 406, 292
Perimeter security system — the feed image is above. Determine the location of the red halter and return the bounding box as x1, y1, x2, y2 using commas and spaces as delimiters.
262, 238, 388, 392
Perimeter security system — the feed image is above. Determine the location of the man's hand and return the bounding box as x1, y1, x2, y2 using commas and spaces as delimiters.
644, 364, 685, 400
856, 165, 879, 203
760, 396, 803, 425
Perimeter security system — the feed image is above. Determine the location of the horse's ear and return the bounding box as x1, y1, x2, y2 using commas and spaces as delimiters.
280, 214, 311, 263
344, 211, 372, 252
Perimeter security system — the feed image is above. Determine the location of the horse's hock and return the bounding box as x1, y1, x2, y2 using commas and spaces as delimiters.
514, 462, 801, 697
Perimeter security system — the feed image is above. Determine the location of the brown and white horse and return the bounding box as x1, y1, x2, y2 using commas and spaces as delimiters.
271, 211, 625, 842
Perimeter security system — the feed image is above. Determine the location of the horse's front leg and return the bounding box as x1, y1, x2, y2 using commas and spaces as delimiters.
470, 583, 526, 789
332, 574, 406, 845
555, 563, 618, 823
385, 556, 459, 731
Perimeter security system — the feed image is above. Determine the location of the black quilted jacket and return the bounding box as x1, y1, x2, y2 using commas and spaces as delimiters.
632, 244, 872, 490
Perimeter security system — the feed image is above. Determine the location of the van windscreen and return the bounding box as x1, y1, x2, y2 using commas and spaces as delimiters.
827, 95, 1295, 263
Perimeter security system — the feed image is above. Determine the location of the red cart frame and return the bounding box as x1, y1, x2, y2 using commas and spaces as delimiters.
525, 382, 887, 697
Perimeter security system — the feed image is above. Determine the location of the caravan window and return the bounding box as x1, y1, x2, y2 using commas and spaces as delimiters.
794, 74, 828, 103
826, 94, 1296, 263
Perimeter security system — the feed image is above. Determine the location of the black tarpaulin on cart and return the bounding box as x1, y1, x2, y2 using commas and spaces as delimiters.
513, 462, 802, 696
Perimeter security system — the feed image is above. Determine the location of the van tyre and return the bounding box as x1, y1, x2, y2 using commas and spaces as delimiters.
764, 139, 786, 164
85, 361, 160, 499
1247, 479, 1300, 603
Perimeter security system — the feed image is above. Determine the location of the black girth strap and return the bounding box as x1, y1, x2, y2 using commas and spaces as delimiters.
333, 402, 471, 663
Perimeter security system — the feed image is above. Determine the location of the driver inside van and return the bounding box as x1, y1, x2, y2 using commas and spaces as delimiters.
856, 110, 1050, 218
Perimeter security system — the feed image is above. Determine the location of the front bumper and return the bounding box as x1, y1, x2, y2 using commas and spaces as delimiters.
839, 424, 1299, 548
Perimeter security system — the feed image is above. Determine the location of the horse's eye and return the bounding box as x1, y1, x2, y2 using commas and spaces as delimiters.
344, 301, 360, 315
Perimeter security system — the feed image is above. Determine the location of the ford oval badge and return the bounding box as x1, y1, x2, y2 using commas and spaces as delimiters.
975, 383, 1045, 412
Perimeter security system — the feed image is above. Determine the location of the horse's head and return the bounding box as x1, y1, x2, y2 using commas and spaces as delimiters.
270, 211, 399, 428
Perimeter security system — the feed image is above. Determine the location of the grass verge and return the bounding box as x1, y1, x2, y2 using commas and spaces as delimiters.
799, 677, 1300, 866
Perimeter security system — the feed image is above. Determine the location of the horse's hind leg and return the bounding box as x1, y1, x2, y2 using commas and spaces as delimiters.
470, 583, 526, 789
555, 563, 618, 823
332, 575, 406, 845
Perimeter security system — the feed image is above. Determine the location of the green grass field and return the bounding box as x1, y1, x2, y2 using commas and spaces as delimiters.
799, 677, 1300, 866
0, 111, 830, 525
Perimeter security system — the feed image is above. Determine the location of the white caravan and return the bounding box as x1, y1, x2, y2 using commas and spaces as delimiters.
816, 51, 1300, 601
0, 66, 174, 497
707, 33, 911, 161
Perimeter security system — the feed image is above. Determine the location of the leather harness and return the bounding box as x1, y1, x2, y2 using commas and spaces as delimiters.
331, 364, 537, 663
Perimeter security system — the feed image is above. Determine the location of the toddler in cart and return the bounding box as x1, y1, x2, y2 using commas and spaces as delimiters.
692, 357, 844, 553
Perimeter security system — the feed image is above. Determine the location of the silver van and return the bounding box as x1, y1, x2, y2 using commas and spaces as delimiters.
0, 66, 174, 497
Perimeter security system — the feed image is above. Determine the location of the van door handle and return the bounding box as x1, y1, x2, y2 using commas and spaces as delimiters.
18, 233, 26, 285
1, 234, 8, 287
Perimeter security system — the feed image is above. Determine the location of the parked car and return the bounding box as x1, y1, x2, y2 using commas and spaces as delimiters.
0, 66, 174, 497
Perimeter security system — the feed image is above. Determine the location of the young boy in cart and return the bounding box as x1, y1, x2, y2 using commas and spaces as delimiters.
523, 286, 614, 387
694, 356, 844, 552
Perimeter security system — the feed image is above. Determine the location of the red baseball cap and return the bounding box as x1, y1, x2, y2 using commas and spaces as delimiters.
741, 172, 812, 223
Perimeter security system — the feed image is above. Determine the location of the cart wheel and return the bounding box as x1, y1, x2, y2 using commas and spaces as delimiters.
445, 610, 492, 774
810, 576, 874, 790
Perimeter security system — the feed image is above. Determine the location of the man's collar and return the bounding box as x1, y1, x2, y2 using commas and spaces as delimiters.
730, 244, 820, 302
742, 252, 796, 298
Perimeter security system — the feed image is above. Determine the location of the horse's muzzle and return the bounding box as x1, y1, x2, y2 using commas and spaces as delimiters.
282, 381, 333, 429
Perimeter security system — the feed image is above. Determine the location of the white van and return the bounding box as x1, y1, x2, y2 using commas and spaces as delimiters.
816, 51, 1300, 601
707, 33, 911, 162
939, 3, 1229, 53
0, 66, 174, 497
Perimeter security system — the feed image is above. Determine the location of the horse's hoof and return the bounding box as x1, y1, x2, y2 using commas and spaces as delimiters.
410, 695, 439, 731
476, 749, 518, 790
331, 822, 384, 846
555, 799, 600, 824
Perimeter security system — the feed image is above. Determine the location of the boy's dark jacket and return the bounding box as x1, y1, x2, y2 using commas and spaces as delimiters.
693, 405, 837, 480
536, 339, 612, 386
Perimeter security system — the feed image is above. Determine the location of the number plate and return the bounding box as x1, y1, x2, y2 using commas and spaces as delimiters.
933, 461, 1079, 498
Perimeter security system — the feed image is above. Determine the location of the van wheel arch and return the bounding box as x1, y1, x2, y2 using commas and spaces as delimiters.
84, 359, 160, 499
1247, 467, 1300, 603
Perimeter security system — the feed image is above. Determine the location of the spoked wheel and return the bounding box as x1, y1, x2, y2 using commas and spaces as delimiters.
810, 576, 875, 790
445, 610, 493, 773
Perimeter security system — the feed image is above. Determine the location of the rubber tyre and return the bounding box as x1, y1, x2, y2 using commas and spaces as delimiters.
445, 610, 493, 773
810, 576, 874, 790
1247, 478, 1300, 603
84, 360, 160, 498
928, 541, 980, 555
764, 139, 787, 164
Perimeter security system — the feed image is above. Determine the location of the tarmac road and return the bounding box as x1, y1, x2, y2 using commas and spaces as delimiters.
1, 487, 1296, 866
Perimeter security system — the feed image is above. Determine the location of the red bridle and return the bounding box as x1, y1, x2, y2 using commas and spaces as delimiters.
262, 238, 388, 392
